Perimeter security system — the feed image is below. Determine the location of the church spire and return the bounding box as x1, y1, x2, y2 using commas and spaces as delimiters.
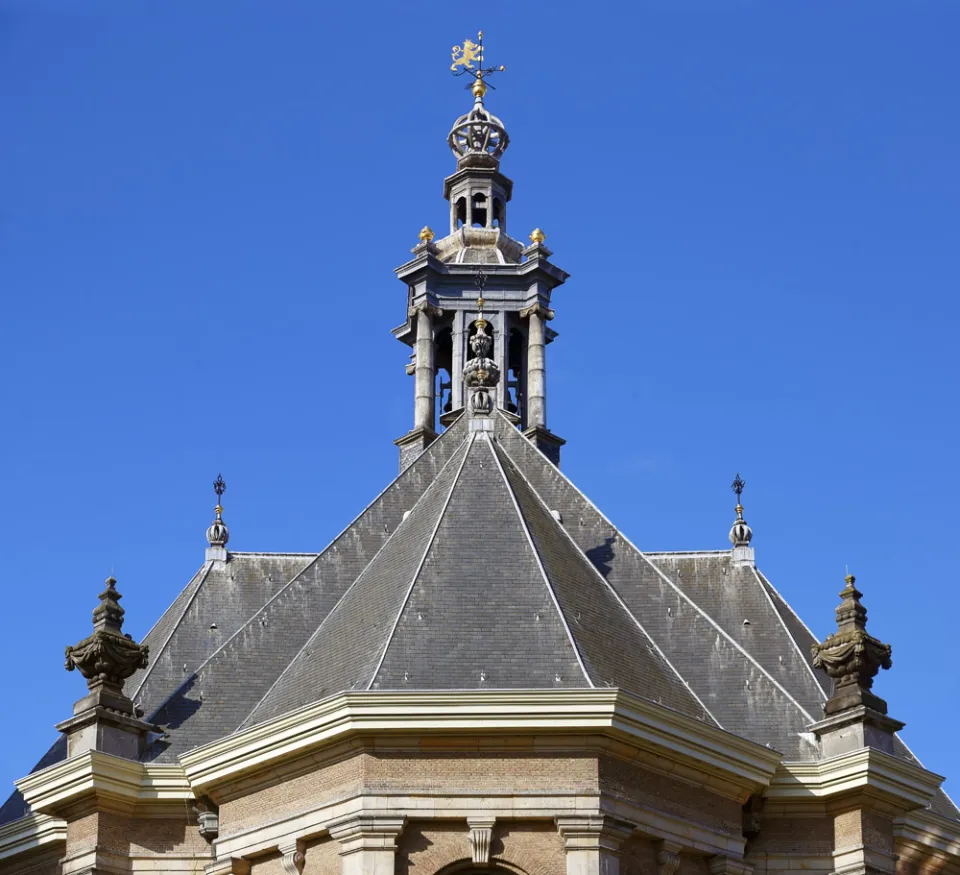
393, 35, 569, 470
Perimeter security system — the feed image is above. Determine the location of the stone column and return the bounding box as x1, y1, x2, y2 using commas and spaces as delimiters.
414, 305, 436, 432
556, 816, 633, 875
521, 303, 551, 429
329, 815, 405, 875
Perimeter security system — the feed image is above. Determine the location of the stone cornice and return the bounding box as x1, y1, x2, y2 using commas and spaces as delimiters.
767, 748, 943, 814
15, 751, 192, 818
0, 812, 65, 862
895, 806, 960, 862
179, 689, 781, 798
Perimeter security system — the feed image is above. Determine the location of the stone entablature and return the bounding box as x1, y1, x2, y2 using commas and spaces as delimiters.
5, 690, 956, 875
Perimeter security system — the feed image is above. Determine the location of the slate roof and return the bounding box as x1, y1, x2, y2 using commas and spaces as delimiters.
3, 411, 956, 823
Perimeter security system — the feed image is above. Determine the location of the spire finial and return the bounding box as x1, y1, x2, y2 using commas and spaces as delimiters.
448, 33, 509, 163
811, 572, 893, 716
728, 472, 752, 548
530, 228, 546, 244
474, 268, 488, 328
206, 474, 230, 559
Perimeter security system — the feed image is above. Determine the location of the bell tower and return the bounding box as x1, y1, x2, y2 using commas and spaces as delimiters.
393, 34, 568, 471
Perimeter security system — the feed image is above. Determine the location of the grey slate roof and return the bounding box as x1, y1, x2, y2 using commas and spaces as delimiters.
3, 410, 956, 823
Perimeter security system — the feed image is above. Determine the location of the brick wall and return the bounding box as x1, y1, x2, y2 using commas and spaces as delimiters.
598, 757, 740, 837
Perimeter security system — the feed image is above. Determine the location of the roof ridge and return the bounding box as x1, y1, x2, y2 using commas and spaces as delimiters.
486, 435, 594, 688
366, 434, 476, 689
492, 439, 716, 722
239, 432, 473, 729
495, 417, 817, 726
131, 562, 212, 702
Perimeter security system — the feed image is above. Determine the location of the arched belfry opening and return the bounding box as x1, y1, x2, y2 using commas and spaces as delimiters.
471, 192, 488, 228
434, 324, 454, 427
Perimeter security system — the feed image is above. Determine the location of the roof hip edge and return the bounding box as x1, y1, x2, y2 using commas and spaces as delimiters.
486, 435, 594, 688
366, 434, 477, 689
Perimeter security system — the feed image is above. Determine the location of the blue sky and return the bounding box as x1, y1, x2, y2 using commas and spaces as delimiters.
1, 1, 957, 799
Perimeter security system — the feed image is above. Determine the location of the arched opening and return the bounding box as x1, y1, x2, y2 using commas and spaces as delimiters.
455, 197, 467, 229
492, 197, 504, 229
435, 326, 453, 427
471, 192, 488, 228
507, 326, 525, 419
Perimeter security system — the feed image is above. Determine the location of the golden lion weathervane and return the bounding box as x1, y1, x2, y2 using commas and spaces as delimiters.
451, 31, 505, 97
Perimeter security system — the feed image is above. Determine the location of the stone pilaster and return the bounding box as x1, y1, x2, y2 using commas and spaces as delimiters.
831, 808, 897, 875
329, 815, 405, 875
520, 302, 553, 430
556, 815, 634, 875
412, 302, 442, 433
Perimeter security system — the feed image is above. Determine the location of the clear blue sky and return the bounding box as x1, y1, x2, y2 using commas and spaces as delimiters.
1, 1, 957, 800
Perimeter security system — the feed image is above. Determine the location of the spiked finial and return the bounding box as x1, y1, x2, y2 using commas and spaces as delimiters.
728, 473, 752, 548
811, 573, 893, 716
206, 474, 230, 560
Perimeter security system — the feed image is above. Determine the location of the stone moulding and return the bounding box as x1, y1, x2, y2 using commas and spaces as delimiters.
766, 748, 944, 813
0, 812, 65, 862
179, 689, 782, 797
15, 750, 192, 818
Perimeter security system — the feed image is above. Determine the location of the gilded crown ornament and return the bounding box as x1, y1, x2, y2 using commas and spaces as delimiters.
811, 573, 893, 716
418, 226, 435, 244
529, 228, 546, 244
64, 577, 150, 700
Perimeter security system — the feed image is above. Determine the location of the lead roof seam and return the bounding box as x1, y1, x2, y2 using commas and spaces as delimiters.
499, 411, 817, 724
748, 565, 831, 701
366, 433, 476, 690
130, 562, 212, 702
486, 435, 594, 688
492, 441, 716, 723
240, 433, 473, 728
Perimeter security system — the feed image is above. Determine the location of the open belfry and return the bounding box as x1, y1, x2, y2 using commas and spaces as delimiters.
2, 33, 957, 875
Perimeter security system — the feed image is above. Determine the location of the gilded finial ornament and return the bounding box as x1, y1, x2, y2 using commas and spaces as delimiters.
529, 228, 546, 244
207, 474, 230, 549
728, 473, 752, 547
451, 31, 506, 94
419, 226, 435, 243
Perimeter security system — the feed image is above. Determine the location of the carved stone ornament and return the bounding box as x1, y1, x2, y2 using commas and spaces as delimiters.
468, 817, 495, 866
64, 577, 149, 698
463, 319, 500, 390
657, 841, 683, 875
279, 841, 306, 875
811, 574, 892, 715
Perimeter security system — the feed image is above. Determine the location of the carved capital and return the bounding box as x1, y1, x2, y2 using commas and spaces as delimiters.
279, 840, 306, 875
710, 856, 753, 875
408, 301, 443, 320
468, 817, 496, 866
657, 841, 683, 875
555, 816, 634, 853
519, 303, 555, 321
328, 815, 406, 856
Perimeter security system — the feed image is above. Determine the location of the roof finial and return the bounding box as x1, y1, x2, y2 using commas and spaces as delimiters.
448, 33, 509, 164
64, 576, 149, 702
206, 473, 230, 561
811, 572, 893, 716
728, 472, 752, 547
